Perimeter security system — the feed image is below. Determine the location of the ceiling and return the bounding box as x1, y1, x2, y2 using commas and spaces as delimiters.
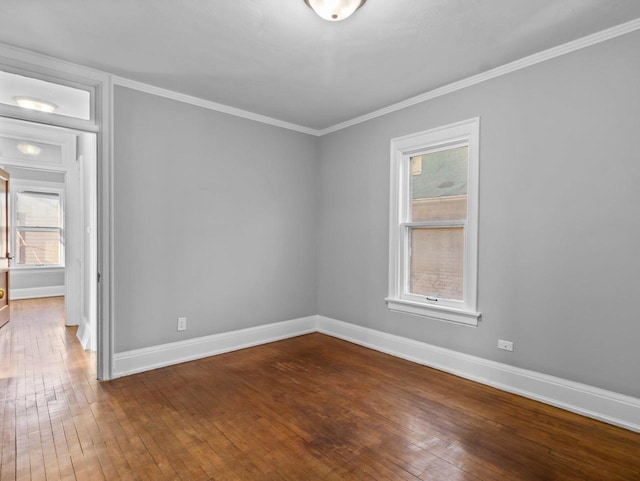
0, 0, 639, 131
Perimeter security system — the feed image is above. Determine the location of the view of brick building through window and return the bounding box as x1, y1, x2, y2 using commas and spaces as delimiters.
409, 146, 468, 301
15, 190, 62, 266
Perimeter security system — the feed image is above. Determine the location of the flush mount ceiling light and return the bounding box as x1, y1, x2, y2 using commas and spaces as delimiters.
304, 0, 367, 21
17, 143, 42, 156
13, 96, 57, 113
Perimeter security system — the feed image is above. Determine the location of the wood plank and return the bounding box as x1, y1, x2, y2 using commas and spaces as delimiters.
1, 297, 640, 480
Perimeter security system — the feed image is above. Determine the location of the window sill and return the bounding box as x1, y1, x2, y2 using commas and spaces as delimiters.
385, 297, 480, 327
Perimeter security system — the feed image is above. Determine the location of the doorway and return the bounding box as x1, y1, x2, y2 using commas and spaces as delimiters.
0, 49, 112, 379
0, 117, 98, 350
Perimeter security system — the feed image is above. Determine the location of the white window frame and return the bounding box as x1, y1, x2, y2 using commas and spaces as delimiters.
11, 179, 65, 269
0, 65, 96, 128
386, 118, 481, 326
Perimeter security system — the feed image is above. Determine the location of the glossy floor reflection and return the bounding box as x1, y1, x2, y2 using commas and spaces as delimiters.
1, 297, 639, 480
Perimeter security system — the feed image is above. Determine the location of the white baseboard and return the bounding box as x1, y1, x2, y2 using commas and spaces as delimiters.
113, 315, 318, 378
76, 317, 91, 351
113, 313, 640, 432
10, 286, 65, 300
317, 316, 640, 433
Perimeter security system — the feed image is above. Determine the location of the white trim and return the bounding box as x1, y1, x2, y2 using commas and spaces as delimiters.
111, 313, 640, 432
317, 316, 640, 433
9, 178, 65, 190
386, 298, 480, 326
0, 44, 102, 132
113, 16, 640, 137
2, 17, 638, 138
319, 17, 640, 135
10, 285, 64, 300
76, 316, 91, 350
112, 76, 320, 137
113, 315, 318, 378
388, 118, 480, 325
101, 73, 115, 380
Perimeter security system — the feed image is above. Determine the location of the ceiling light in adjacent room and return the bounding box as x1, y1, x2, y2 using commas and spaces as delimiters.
13, 96, 57, 113
304, 0, 366, 21
17, 143, 42, 156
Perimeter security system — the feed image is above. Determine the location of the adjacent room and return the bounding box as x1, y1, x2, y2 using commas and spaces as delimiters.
1, 1, 639, 480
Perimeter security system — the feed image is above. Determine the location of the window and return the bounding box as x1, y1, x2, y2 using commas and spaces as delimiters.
387, 118, 480, 326
11, 182, 64, 267
0, 69, 92, 121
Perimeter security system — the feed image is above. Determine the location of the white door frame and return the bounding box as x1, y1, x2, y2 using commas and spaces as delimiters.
0, 43, 114, 380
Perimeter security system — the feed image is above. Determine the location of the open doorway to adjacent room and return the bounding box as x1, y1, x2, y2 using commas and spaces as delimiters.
0, 69, 98, 351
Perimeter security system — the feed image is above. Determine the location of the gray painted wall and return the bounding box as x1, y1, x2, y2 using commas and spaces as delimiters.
113, 30, 639, 398
317, 30, 640, 398
11, 268, 63, 290
114, 87, 319, 352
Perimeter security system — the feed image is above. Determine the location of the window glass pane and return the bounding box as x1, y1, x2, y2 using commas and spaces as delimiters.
16, 229, 61, 265
409, 227, 464, 301
0, 70, 91, 120
16, 191, 61, 228
410, 146, 468, 222
0, 136, 62, 164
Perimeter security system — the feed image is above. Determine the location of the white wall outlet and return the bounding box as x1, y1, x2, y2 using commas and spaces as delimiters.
177, 316, 187, 331
498, 339, 514, 351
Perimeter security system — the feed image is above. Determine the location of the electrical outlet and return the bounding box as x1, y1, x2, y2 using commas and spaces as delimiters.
177, 316, 187, 331
498, 339, 513, 351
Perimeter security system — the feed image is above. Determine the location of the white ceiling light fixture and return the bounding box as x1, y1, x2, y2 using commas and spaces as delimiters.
13, 96, 57, 113
304, 0, 367, 21
17, 143, 42, 156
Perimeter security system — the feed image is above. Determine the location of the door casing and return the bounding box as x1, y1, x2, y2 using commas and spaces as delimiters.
0, 43, 114, 379
0, 167, 10, 329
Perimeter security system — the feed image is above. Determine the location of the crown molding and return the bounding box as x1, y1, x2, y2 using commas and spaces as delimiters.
112, 76, 321, 136
0, 43, 109, 83
319, 16, 640, 135
2, 16, 639, 137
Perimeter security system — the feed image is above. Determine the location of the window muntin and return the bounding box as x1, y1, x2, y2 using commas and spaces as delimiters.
13, 187, 64, 267
388, 118, 480, 326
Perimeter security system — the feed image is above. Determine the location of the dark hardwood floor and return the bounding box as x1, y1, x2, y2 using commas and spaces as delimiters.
1, 297, 639, 480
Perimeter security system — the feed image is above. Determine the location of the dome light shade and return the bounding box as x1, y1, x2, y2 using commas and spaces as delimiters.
304, 0, 366, 21
13, 96, 57, 113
